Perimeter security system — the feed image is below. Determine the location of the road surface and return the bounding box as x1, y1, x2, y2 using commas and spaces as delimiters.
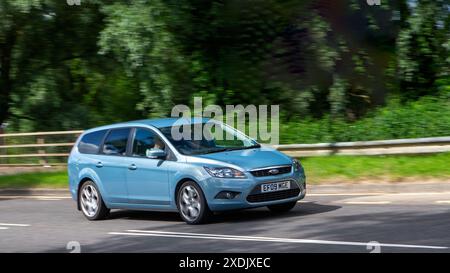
1, 186, 450, 253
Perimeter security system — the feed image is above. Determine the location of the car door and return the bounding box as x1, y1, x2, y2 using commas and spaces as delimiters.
94, 127, 132, 204
126, 127, 171, 205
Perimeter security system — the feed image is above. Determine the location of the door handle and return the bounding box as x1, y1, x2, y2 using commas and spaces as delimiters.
96, 162, 103, 168
128, 164, 137, 171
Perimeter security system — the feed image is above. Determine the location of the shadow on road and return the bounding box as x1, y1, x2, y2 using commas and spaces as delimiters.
106, 202, 341, 224
108, 210, 182, 222
40, 204, 450, 253
209, 202, 340, 224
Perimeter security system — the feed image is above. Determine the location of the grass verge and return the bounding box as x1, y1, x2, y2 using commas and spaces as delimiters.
301, 152, 450, 184
0, 171, 68, 188
0, 153, 449, 188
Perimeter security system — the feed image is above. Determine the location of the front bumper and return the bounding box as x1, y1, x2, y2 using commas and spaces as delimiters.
201, 170, 306, 211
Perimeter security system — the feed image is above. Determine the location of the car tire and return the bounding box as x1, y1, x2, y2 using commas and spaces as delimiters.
78, 180, 110, 220
267, 201, 297, 213
177, 181, 211, 224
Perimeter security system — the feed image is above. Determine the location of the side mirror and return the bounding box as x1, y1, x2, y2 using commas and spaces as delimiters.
146, 148, 167, 159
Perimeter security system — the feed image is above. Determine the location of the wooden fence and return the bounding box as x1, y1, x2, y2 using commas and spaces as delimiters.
0, 130, 83, 167
1, 129, 449, 167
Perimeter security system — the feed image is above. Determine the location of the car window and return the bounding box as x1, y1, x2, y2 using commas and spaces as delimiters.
159, 121, 258, 155
102, 128, 131, 156
132, 128, 166, 157
78, 130, 107, 154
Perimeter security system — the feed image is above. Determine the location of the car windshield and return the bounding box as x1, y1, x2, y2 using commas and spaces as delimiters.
159, 121, 260, 155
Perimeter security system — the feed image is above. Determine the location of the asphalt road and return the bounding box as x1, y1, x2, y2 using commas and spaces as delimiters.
1, 186, 450, 253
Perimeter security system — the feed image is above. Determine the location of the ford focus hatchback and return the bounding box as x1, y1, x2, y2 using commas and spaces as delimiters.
68, 118, 306, 224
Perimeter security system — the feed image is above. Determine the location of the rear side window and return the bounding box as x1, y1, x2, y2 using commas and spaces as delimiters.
78, 130, 107, 154
102, 128, 131, 156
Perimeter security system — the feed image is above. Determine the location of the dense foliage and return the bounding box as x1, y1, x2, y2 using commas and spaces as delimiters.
0, 0, 449, 143
281, 93, 450, 143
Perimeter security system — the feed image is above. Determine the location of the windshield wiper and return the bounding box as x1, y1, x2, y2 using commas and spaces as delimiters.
221, 144, 261, 152
198, 144, 261, 154
201, 148, 229, 154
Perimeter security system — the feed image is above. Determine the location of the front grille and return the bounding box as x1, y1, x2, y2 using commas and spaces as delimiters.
250, 166, 292, 177
246, 188, 300, 203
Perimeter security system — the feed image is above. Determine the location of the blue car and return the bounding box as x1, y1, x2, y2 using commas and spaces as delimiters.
68, 118, 306, 224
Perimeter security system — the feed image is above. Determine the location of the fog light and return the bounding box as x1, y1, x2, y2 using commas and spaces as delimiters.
215, 191, 240, 199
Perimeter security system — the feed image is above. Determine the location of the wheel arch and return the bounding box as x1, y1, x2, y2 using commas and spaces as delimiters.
76, 177, 95, 211
174, 177, 212, 214
174, 177, 198, 207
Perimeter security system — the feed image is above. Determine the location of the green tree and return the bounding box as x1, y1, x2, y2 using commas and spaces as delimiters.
0, 0, 42, 126
397, 0, 449, 99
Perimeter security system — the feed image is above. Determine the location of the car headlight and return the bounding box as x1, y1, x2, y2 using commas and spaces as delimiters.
293, 159, 303, 172
204, 167, 246, 178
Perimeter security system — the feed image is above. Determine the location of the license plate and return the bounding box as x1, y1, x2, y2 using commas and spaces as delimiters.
261, 181, 291, 193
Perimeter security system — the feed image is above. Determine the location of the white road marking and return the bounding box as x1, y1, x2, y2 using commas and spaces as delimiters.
0, 223, 30, 227
344, 201, 391, 205
107, 230, 448, 250
35, 198, 62, 201
309, 191, 450, 197
0, 196, 70, 200
383, 192, 450, 196
308, 193, 383, 196
0, 227, 9, 230
37, 196, 70, 199
435, 200, 450, 204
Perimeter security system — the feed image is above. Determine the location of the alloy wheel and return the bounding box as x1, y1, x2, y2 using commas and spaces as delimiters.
179, 185, 202, 221
80, 184, 99, 217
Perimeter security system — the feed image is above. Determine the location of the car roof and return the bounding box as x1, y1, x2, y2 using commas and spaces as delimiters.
127, 117, 210, 128
83, 117, 211, 134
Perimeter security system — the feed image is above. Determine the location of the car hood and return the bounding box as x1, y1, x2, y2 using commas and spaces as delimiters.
188, 147, 293, 171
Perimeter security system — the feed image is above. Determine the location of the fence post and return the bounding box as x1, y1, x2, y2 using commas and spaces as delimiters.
0, 127, 4, 165
37, 137, 49, 167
